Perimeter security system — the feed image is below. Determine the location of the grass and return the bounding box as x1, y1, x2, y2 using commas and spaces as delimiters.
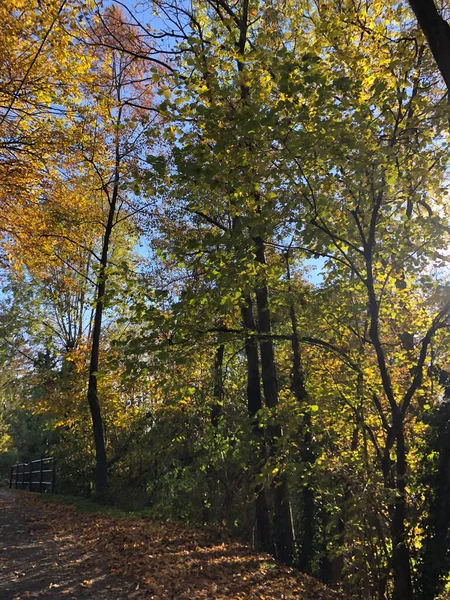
7, 488, 145, 520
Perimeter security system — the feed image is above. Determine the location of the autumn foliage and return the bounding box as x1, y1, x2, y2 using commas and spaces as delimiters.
1, 1, 450, 599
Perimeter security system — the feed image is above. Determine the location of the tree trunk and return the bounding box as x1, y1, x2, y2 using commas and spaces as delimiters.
87, 297, 108, 500
88, 231, 113, 500
408, 0, 450, 92
364, 209, 413, 599
285, 251, 314, 572
330, 426, 360, 587
254, 236, 295, 564
211, 343, 225, 427
87, 110, 122, 501
418, 398, 450, 600
391, 422, 413, 600
241, 296, 272, 553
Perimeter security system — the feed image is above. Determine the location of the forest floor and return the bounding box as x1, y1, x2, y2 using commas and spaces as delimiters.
0, 488, 347, 600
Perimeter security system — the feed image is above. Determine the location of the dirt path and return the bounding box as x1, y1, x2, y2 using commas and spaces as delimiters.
0, 489, 138, 600
0, 489, 348, 600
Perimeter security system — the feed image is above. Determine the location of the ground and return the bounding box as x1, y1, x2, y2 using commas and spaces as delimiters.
0, 488, 347, 599
0, 489, 139, 600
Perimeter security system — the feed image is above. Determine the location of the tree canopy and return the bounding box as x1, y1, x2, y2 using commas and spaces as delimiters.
1, 1, 450, 599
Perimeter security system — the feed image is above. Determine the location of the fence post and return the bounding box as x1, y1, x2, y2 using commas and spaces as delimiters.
51, 458, 56, 494
9, 466, 13, 489
39, 458, 43, 493
29, 463, 32, 491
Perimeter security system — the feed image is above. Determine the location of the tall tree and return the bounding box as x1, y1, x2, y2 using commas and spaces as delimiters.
76, 5, 157, 498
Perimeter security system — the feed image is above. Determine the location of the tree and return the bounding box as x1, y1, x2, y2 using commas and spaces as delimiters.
61, 5, 157, 498
1, 2, 158, 499
407, 0, 450, 93
274, 4, 450, 595
3, 2, 450, 597
0, 0, 93, 252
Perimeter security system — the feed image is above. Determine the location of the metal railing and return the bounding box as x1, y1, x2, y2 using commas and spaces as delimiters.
9, 457, 56, 493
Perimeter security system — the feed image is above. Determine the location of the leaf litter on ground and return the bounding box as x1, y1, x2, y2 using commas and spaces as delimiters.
21, 492, 349, 600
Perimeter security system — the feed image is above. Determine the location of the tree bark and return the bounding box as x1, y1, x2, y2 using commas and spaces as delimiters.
241, 296, 272, 553
363, 193, 413, 600
408, 0, 450, 93
211, 343, 225, 427
285, 251, 314, 572
87, 297, 108, 500
254, 236, 295, 564
87, 212, 114, 500
418, 398, 450, 600
87, 107, 122, 501
390, 421, 413, 600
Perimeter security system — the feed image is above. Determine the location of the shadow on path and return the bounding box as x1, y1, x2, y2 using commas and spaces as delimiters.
0, 489, 139, 600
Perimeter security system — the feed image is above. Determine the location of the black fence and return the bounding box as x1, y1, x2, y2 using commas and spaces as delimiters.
9, 457, 56, 493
